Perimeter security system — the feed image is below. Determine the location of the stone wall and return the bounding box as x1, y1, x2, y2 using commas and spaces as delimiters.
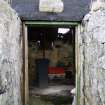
80, 1, 105, 105
0, 0, 22, 105
28, 41, 74, 86
4, 0, 11, 4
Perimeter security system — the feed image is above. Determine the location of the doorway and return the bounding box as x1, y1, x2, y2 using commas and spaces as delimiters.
23, 22, 80, 105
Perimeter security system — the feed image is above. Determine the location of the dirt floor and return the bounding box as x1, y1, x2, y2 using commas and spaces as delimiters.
29, 85, 74, 105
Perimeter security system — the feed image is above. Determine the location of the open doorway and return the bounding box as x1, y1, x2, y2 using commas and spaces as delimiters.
27, 25, 76, 105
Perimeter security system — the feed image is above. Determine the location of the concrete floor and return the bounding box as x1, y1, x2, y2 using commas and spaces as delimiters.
29, 85, 74, 105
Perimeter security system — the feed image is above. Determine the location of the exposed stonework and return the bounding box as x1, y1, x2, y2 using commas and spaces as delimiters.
80, 1, 105, 105
91, 0, 105, 12
39, 0, 64, 13
0, 0, 22, 105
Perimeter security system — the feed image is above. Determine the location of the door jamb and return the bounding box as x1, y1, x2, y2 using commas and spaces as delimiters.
23, 23, 29, 105
22, 21, 81, 105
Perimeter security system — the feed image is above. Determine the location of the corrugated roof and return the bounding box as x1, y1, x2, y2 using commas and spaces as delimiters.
12, 0, 91, 21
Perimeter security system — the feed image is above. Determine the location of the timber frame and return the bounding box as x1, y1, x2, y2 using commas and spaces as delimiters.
22, 21, 81, 105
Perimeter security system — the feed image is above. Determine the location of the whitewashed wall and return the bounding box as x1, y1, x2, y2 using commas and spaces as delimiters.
80, 1, 105, 105
0, 0, 22, 105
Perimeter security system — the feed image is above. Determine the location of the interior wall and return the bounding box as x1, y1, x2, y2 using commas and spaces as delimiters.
28, 27, 75, 86
28, 42, 74, 85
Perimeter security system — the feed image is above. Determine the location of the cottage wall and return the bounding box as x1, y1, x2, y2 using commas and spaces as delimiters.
80, 1, 105, 105
0, 0, 22, 105
1, 0, 105, 105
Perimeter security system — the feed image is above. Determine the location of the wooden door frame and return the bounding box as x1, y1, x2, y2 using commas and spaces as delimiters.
22, 21, 81, 105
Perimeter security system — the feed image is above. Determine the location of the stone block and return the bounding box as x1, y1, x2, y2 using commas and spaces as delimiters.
39, 0, 64, 13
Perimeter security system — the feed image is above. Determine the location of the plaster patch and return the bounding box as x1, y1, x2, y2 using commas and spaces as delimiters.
39, 0, 64, 13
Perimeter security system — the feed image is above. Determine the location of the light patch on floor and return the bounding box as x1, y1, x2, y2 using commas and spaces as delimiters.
29, 85, 74, 105
30, 85, 74, 96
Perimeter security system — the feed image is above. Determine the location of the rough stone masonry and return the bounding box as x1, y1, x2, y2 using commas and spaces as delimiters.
0, 0, 22, 105
1, 0, 105, 105
80, 0, 105, 105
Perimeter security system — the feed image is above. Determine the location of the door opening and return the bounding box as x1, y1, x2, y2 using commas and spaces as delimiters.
28, 26, 75, 105
23, 22, 80, 105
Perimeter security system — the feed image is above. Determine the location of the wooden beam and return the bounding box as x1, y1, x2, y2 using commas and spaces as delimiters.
75, 24, 82, 105
24, 21, 79, 27
23, 23, 29, 105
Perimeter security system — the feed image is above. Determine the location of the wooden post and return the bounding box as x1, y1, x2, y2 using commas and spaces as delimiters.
23, 23, 29, 105
75, 24, 82, 105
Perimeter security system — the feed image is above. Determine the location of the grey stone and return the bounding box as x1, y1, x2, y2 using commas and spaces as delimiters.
11, 0, 91, 21
0, 0, 22, 105
80, 3, 105, 105
39, 0, 64, 13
